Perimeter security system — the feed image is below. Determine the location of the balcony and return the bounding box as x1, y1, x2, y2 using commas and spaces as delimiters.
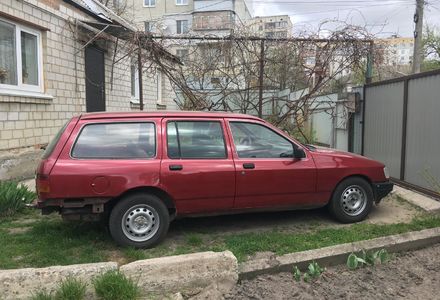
193, 0, 233, 12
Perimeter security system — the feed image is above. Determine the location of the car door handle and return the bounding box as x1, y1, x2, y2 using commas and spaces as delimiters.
243, 163, 255, 169
169, 165, 183, 171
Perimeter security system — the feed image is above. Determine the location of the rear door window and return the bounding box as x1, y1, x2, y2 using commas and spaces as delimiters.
71, 122, 156, 159
166, 121, 227, 159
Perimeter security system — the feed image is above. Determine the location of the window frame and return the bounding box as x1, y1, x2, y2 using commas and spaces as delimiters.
228, 120, 301, 160
165, 119, 228, 160
176, 0, 188, 5
143, 0, 156, 7
70, 121, 157, 160
130, 57, 140, 100
0, 17, 44, 94
144, 21, 152, 32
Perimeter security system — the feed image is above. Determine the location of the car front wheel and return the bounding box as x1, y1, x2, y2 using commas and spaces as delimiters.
109, 193, 170, 248
328, 177, 374, 223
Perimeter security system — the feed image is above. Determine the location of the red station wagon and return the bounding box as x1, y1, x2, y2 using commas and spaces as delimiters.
36, 111, 393, 248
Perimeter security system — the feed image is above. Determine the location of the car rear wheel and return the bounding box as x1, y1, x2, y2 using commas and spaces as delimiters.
109, 193, 170, 248
328, 177, 373, 223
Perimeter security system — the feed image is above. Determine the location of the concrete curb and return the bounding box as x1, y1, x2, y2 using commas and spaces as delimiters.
0, 262, 117, 300
120, 251, 238, 296
392, 185, 440, 213
0, 251, 237, 300
239, 227, 440, 280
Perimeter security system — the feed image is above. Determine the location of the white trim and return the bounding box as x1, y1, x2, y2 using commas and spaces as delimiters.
0, 89, 53, 99
0, 17, 44, 94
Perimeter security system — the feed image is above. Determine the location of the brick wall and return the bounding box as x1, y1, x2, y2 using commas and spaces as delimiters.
0, 0, 177, 154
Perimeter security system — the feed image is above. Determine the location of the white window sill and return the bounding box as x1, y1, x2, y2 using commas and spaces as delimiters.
130, 98, 140, 104
0, 89, 53, 103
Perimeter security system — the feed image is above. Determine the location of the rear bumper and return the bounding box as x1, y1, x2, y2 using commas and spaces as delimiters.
372, 181, 394, 203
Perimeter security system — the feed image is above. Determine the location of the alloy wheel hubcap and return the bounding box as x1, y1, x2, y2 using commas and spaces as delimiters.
340, 185, 367, 216
122, 204, 160, 242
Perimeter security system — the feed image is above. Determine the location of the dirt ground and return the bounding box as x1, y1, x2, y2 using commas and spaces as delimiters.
226, 243, 440, 300
167, 194, 420, 238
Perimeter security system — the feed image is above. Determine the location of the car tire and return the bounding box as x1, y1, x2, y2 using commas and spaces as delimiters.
109, 193, 170, 248
328, 177, 374, 223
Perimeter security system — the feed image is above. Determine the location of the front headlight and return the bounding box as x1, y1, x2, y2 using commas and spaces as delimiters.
383, 166, 390, 179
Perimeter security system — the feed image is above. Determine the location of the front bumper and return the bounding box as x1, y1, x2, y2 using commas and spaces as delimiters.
372, 181, 394, 203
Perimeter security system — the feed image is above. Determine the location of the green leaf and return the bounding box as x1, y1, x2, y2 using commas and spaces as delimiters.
359, 249, 367, 260
293, 266, 301, 282
303, 272, 310, 282
308, 262, 316, 274
356, 257, 367, 265
378, 249, 390, 264
347, 253, 359, 270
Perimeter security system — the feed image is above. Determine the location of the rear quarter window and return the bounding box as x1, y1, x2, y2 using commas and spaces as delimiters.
42, 120, 70, 159
71, 122, 156, 159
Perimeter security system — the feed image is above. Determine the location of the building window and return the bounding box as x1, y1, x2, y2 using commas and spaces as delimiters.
143, 0, 155, 7
131, 58, 139, 99
176, 20, 189, 34
0, 18, 43, 93
144, 21, 153, 32
176, 0, 188, 5
176, 49, 189, 59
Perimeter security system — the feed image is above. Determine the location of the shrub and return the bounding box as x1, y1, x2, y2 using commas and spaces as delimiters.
94, 271, 140, 300
55, 277, 87, 300
0, 181, 36, 217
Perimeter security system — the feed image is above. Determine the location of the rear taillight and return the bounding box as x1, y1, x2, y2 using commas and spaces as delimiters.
36, 174, 50, 197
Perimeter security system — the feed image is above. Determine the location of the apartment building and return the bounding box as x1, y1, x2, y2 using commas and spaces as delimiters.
126, 0, 253, 36
247, 15, 293, 38
376, 36, 414, 66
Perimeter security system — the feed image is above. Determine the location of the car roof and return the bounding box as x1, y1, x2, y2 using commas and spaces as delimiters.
79, 111, 262, 121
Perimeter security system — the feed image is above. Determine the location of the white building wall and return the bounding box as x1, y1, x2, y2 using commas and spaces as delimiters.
0, 0, 177, 179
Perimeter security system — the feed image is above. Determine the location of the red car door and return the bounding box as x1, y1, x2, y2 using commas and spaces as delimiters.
160, 118, 236, 214
226, 119, 320, 209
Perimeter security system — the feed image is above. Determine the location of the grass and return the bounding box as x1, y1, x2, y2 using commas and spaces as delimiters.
55, 277, 87, 300
30, 277, 86, 300
1, 205, 440, 269
224, 215, 440, 261
0, 181, 36, 217
31, 291, 53, 300
93, 271, 140, 300
0, 211, 115, 269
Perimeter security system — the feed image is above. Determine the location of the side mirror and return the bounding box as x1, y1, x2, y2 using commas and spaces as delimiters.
293, 147, 306, 159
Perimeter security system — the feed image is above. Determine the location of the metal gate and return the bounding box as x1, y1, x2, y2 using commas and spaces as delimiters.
362, 69, 440, 197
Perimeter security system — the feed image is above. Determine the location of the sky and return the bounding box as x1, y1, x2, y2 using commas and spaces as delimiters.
251, 0, 440, 38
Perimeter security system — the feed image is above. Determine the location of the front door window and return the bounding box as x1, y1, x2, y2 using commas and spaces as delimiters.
229, 122, 293, 158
